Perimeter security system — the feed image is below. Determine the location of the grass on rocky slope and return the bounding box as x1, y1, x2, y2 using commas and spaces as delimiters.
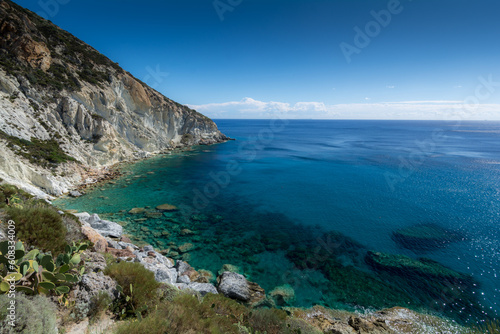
0, 184, 83, 255
0, 130, 76, 168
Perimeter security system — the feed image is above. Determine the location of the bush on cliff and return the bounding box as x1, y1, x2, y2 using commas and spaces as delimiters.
0, 130, 76, 168
104, 262, 161, 316
0, 184, 33, 208
6, 203, 67, 255
0, 294, 57, 334
114, 292, 311, 334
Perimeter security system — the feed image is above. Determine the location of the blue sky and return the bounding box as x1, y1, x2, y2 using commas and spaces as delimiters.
13, 0, 500, 119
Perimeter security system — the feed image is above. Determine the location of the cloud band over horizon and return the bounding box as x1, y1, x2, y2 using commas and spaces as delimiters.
188, 97, 500, 120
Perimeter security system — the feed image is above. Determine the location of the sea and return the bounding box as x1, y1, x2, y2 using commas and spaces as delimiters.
54, 119, 500, 325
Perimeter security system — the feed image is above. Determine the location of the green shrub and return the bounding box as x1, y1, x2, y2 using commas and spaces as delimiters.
286, 317, 323, 334
104, 262, 161, 315
113, 311, 169, 334
0, 130, 76, 167
6, 203, 67, 255
0, 183, 33, 209
248, 308, 290, 334
88, 291, 113, 322
100, 252, 117, 267
152, 294, 239, 334
0, 294, 57, 333
113, 291, 302, 334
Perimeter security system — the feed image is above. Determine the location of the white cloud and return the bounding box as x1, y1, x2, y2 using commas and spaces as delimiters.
188, 97, 500, 120
386, 85, 395, 89
386, 100, 463, 104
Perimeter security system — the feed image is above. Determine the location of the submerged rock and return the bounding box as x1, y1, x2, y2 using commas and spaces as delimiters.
392, 223, 464, 251
128, 207, 146, 214
365, 251, 470, 281
180, 228, 195, 236
270, 284, 296, 306
178, 243, 195, 253
145, 211, 163, 218
197, 269, 215, 283
217, 264, 242, 276
156, 203, 178, 212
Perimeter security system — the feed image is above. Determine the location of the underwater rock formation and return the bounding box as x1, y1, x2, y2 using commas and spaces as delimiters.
392, 223, 464, 251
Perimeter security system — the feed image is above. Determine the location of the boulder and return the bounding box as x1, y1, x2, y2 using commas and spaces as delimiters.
155, 267, 178, 285
87, 216, 123, 238
81, 252, 107, 273
69, 190, 83, 197
74, 212, 91, 222
217, 272, 265, 304
177, 275, 191, 284
118, 241, 138, 250
87, 214, 102, 225
143, 245, 154, 252
175, 260, 192, 274
81, 225, 107, 253
107, 239, 120, 249
70, 271, 118, 320
185, 282, 218, 296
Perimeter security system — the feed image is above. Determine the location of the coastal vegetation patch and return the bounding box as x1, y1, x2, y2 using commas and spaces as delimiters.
0, 130, 76, 167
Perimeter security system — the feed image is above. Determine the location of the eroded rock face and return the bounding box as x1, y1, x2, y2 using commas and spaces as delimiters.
11, 35, 52, 71
81, 252, 107, 274
0, 1, 229, 198
70, 271, 118, 320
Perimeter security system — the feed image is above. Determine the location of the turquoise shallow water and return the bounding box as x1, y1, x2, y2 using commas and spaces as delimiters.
54, 120, 500, 324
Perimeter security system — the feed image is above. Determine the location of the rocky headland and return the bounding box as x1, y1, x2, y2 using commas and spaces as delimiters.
0, 1, 493, 333
0, 0, 229, 199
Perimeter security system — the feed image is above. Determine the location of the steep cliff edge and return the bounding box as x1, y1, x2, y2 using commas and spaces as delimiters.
0, 0, 229, 197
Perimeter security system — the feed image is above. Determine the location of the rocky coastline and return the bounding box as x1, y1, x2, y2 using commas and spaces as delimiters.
63, 209, 471, 334
0, 0, 231, 199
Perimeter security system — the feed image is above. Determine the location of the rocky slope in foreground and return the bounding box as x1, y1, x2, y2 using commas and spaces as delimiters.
0, 0, 228, 198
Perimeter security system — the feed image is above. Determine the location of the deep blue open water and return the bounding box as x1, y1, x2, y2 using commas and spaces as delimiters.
55, 120, 500, 324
